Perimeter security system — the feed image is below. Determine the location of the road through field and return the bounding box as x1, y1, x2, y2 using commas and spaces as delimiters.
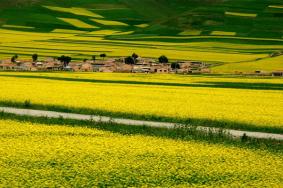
0, 107, 282, 140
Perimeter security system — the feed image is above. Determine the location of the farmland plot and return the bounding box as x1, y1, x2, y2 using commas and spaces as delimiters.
0, 118, 282, 187
0, 73, 283, 133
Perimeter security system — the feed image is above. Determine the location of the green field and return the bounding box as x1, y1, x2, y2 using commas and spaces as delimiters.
0, 115, 282, 187
0, 0, 283, 72
1, 72, 283, 133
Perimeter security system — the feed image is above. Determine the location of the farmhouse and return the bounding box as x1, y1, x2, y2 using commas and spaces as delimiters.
89, 59, 117, 72
0, 59, 32, 71
17, 62, 32, 71
272, 71, 283, 77
176, 61, 209, 74
91, 63, 105, 72
133, 63, 151, 73
0, 63, 17, 71
150, 63, 171, 73
0, 56, 211, 74
63, 66, 73, 71
91, 63, 116, 72
81, 63, 93, 72
188, 61, 206, 73
69, 63, 80, 71
253, 70, 271, 76
138, 58, 156, 64
99, 64, 116, 73
44, 62, 62, 71
116, 62, 132, 73
177, 61, 191, 73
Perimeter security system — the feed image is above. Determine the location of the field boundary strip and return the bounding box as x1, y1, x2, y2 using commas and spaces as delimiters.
0, 107, 282, 141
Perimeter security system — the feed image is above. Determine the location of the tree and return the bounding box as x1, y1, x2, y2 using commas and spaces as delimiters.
92, 55, 96, 63
64, 56, 72, 67
32, 54, 38, 62
132, 53, 139, 64
100, 53, 106, 61
57, 55, 64, 64
158, 55, 169, 64
171, 62, 180, 69
58, 55, 72, 67
11, 54, 18, 63
125, 56, 135, 65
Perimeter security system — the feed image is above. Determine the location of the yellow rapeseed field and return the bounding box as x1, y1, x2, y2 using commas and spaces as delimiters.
135, 23, 149, 28
211, 31, 236, 36
43, 5, 104, 18
0, 119, 282, 187
225, 11, 257, 18
58, 18, 99, 29
0, 72, 282, 133
0, 28, 278, 66
90, 18, 129, 26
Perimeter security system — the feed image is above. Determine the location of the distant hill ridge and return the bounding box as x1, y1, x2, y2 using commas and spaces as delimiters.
0, 0, 283, 38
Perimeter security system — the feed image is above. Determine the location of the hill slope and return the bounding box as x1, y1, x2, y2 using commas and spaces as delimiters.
1, 0, 283, 37
0, 0, 283, 72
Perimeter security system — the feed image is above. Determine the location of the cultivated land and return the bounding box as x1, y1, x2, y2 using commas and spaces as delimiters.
0, 72, 283, 133
1, 1, 283, 187
0, 116, 282, 187
0, 0, 283, 72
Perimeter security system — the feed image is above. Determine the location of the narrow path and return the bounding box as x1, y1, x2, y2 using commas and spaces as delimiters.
0, 107, 282, 140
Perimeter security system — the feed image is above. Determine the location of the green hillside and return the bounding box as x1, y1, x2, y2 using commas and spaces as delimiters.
0, 0, 283, 72
1, 0, 283, 37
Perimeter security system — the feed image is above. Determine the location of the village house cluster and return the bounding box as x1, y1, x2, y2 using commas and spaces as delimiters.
0, 56, 211, 74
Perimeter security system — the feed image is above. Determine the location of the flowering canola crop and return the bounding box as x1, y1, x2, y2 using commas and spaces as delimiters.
0, 119, 282, 187
0, 72, 283, 133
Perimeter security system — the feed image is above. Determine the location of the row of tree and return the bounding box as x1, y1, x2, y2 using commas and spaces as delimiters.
125, 53, 169, 65
10, 53, 170, 67
11, 54, 38, 63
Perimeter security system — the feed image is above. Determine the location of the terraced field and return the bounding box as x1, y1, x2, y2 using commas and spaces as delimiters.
0, 72, 283, 133
0, 0, 283, 72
